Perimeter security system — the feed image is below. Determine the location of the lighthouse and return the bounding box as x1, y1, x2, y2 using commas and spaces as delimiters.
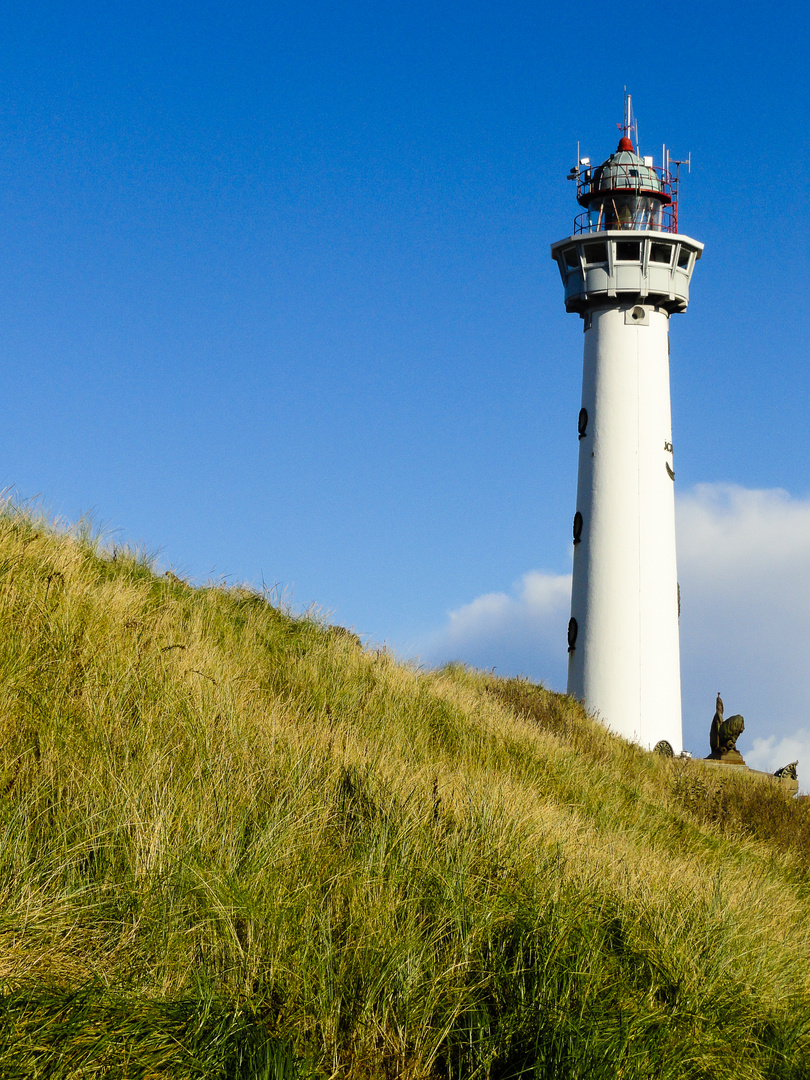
551, 98, 702, 752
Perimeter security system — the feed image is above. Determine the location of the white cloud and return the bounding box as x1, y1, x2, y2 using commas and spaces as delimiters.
418, 483, 810, 785
417, 569, 571, 686
746, 733, 810, 776
676, 484, 810, 772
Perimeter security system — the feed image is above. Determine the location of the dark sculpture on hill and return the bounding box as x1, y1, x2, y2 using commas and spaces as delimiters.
702, 696, 798, 790
707, 692, 745, 764
709, 692, 724, 754
774, 761, 798, 781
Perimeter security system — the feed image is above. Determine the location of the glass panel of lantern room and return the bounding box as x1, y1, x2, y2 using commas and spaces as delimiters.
638, 197, 660, 230
617, 198, 636, 229
590, 198, 614, 230
612, 195, 649, 230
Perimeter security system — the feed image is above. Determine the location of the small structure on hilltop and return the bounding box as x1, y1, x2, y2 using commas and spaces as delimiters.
707, 692, 746, 765
702, 692, 799, 794
775, 761, 798, 782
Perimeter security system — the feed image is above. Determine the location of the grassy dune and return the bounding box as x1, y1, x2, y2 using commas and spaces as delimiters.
0, 506, 809, 1078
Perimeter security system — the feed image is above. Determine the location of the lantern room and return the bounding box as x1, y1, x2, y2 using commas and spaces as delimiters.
568, 135, 676, 234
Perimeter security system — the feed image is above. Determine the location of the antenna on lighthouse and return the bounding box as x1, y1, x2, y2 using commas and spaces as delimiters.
620, 89, 637, 149
667, 151, 693, 233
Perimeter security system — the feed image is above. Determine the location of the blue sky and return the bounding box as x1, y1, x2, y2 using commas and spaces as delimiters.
2, 1, 809, 771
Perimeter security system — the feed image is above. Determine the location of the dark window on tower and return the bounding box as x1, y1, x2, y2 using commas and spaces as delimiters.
677, 247, 691, 269
578, 408, 588, 439
563, 247, 579, 270
573, 512, 583, 544
583, 242, 607, 265
650, 243, 673, 265
616, 241, 641, 261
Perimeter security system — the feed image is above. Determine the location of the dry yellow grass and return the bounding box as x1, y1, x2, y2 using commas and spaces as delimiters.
0, 505, 808, 1077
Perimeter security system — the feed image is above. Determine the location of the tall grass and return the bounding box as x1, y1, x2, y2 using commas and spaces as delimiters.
0, 505, 808, 1077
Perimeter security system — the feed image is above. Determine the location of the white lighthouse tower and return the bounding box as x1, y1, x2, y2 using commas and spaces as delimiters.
551, 98, 702, 752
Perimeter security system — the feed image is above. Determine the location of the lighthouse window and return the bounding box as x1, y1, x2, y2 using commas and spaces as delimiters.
583, 242, 607, 265
563, 247, 579, 270
677, 247, 691, 269
650, 243, 673, 265
573, 512, 583, 544
567, 617, 578, 652
578, 407, 588, 438
616, 241, 641, 261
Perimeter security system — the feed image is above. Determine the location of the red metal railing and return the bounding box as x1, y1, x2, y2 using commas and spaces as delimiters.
573, 204, 677, 235
572, 162, 680, 234
576, 163, 675, 204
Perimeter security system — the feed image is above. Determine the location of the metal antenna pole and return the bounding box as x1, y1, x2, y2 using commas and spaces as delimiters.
668, 154, 693, 233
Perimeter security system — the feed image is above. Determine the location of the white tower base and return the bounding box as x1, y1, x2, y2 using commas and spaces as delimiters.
551, 223, 703, 753
568, 304, 681, 751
